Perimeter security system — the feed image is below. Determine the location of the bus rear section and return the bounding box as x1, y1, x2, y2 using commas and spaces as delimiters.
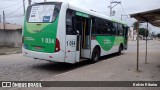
22, 2, 65, 62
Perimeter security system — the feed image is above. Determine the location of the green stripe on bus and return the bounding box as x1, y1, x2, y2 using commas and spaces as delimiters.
76, 12, 89, 18
96, 36, 124, 51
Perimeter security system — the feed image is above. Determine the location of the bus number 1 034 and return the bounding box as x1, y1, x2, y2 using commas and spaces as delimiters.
42, 38, 54, 44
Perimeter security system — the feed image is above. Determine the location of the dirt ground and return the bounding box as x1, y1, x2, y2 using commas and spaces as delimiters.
0, 47, 21, 55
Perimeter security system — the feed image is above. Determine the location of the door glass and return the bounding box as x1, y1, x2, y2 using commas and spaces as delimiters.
66, 10, 76, 35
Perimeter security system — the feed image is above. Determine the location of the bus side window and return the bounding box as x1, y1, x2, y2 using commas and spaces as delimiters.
95, 18, 102, 34
106, 21, 112, 35
112, 23, 118, 35
123, 26, 129, 37
118, 24, 123, 36
102, 20, 108, 35
92, 17, 97, 35
96, 18, 105, 35
66, 9, 76, 35
109, 23, 114, 35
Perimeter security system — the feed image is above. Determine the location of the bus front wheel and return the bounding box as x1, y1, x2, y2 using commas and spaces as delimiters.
91, 47, 100, 63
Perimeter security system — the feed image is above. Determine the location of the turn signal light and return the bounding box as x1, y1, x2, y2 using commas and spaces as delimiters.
55, 38, 60, 52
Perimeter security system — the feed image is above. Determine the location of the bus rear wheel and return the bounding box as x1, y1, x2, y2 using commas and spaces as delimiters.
117, 45, 122, 55
91, 47, 100, 63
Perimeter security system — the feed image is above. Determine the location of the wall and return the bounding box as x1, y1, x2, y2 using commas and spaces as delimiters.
128, 27, 136, 41
0, 29, 22, 47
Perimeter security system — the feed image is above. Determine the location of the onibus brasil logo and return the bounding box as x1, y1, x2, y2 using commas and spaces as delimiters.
2, 82, 42, 88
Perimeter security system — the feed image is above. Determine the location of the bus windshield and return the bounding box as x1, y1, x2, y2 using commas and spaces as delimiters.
27, 3, 61, 23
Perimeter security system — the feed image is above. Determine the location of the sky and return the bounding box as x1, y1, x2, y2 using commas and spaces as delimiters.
0, 0, 160, 33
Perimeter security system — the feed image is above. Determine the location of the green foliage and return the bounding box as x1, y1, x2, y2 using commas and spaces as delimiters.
132, 21, 149, 37
139, 28, 149, 37
132, 21, 142, 30
157, 33, 160, 38
151, 32, 156, 38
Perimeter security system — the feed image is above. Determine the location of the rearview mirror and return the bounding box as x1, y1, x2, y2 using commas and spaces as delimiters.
77, 30, 79, 35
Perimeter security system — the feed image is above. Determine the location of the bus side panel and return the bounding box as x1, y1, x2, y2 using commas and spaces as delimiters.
56, 3, 80, 64
91, 40, 99, 57
56, 2, 68, 63
65, 35, 77, 63
91, 39, 118, 57
91, 36, 124, 57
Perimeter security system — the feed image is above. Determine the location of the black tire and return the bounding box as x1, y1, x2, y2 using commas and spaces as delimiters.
117, 45, 122, 55
90, 47, 100, 63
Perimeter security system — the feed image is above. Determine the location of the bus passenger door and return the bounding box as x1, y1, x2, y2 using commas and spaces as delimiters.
65, 13, 92, 63
80, 18, 92, 59
65, 16, 83, 63
74, 16, 92, 62
65, 10, 79, 63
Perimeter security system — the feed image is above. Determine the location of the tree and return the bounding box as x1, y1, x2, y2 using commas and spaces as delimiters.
139, 28, 149, 37
151, 32, 156, 38
132, 21, 142, 30
157, 33, 160, 38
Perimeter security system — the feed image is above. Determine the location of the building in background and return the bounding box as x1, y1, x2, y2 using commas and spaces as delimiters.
128, 27, 144, 41
0, 23, 22, 30
0, 23, 22, 47
128, 27, 137, 41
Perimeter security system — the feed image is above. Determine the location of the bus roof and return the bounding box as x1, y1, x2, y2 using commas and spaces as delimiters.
34, 1, 127, 25
67, 3, 127, 25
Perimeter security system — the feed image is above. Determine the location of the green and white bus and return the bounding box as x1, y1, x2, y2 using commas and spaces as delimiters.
22, 1, 129, 64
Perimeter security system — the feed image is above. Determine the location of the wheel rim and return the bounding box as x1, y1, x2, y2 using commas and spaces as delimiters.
119, 46, 121, 54
93, 50, 99, 61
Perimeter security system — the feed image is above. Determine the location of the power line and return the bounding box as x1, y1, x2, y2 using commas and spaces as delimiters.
108, 1, 121, 17
120, 3, 133, 23
6, 14, 24, 18
23, 0, 25, 15
28, 0, 32, 5
120, 4, 126, 15
121, 14, 128, 21
0, 1, 23, 10
5, 4, 23, 18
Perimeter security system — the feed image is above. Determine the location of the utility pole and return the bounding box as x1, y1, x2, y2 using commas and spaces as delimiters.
0, 15, 1, 23
28, 0, 31, 5
3, 10, 5, 30
136, 20, 140, 71
44, 0, 47, 2
121, 14, 128, 21
145, 22, 148, 64
23, 0, 26, 15
108, 1, 121, 17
